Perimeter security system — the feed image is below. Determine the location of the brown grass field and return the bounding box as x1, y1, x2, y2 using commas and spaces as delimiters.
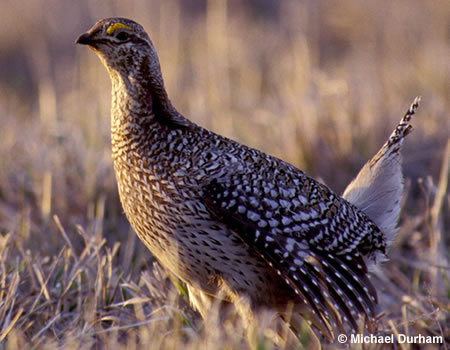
0, 0, 448, 348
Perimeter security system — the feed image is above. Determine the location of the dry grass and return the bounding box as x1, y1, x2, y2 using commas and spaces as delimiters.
0, 0, 448, 348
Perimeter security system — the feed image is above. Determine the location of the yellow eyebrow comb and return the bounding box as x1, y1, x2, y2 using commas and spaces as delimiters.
106, 22, 132, 35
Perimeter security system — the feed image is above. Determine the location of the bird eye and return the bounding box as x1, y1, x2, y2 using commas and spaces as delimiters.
116, 31, 129, 41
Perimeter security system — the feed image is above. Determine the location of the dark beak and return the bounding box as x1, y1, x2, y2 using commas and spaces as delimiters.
76, 33, 94, 45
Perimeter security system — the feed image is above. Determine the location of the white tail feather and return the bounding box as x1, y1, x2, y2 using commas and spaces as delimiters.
343, 97, 421, 251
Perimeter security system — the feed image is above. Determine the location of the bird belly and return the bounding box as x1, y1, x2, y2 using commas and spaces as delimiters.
113, 157, 297, 311
132, 207, 292, 306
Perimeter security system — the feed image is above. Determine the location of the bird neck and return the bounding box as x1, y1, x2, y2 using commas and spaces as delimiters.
108, 64, 193, 169
109, 64, 191, 134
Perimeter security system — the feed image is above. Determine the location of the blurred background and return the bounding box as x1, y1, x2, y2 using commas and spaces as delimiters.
0, 0, 448, 347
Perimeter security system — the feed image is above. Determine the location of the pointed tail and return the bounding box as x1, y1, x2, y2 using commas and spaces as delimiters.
343, 97, 421, 252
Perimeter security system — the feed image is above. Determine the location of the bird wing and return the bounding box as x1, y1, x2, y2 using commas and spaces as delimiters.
201, 161, 383, 335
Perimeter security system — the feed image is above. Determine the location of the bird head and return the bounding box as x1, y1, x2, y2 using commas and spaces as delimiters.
76, 18, 161, 82
76, 17, 186, 126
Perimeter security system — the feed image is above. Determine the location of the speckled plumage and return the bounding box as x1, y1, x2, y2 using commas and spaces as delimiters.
76, 18, 419, 340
